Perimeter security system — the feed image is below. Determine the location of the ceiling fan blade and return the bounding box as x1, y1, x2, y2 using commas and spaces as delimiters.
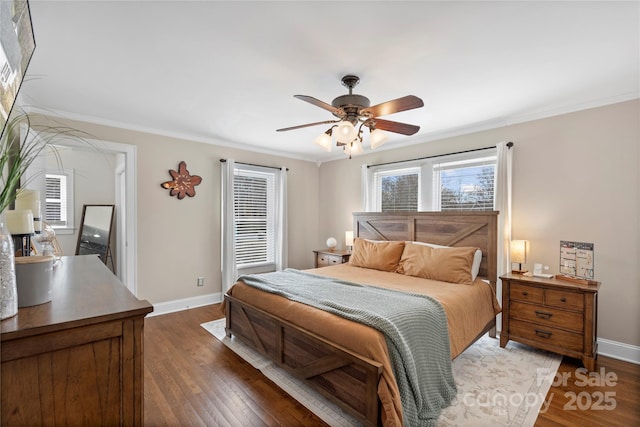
276, 120, 338, 132
294, 95, 343, 115
373, 119, 420, 136
363, 95, 424, 117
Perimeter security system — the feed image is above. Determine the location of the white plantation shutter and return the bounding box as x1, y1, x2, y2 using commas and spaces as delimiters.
45, 172, 71, 227
233, 167, 276, 267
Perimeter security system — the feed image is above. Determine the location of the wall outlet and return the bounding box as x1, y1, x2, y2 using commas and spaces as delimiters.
197, 277, 204, 287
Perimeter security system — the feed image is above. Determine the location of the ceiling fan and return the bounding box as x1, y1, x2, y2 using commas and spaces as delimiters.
276, 75, 424, 156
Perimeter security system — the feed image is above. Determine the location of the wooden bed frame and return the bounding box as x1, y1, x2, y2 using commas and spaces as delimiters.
225, 211, 499, 426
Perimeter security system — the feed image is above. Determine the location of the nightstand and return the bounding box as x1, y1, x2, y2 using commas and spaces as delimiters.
500, 273, 600, 371
313, 249, 351, 268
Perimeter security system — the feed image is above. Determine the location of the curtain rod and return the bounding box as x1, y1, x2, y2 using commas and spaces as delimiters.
367, 142, 513, 168
219, 159, 289, 171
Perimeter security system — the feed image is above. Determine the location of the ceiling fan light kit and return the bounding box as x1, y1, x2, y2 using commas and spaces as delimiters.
335, 121, 358, 144
277, 75, 424, 158
313, 130, 332, 152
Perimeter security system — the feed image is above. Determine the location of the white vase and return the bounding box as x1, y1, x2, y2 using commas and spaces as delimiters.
0, 214, 18, 319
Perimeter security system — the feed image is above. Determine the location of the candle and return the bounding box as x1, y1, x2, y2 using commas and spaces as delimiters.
5, 210, 35, 235
15, 189, 41, 218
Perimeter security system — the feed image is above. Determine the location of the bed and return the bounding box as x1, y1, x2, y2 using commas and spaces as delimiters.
223, 211, 500, 426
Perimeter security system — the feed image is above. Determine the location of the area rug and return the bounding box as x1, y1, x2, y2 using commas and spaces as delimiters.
201, 319, 561, 427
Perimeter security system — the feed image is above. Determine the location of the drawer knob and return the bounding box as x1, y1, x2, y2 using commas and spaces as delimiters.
522, 291, 528, 296
535, 329, 553, 338
535, 310, 553, 320
560, 297, 567, 302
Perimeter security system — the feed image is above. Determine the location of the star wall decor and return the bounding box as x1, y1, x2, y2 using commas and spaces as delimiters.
161, 161, 202, 199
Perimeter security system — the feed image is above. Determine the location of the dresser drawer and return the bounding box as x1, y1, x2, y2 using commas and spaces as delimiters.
510, 283, 543, 304
510, 301, 583, 333
544, 288, 583, 311
510, 319, 583, 352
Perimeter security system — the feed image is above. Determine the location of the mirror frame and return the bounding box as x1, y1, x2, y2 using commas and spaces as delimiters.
75, 204, 115, 267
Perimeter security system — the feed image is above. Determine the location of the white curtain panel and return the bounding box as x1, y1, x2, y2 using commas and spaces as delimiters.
275, 166, 288, 271
220, 159, 237, 294
494, 142, 513, 316
494, 141, 513, 276
361, 164, 373, 211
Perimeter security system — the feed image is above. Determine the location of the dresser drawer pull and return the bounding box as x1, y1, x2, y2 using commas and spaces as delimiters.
535, 310, 553, 320
522, 291, 528, 296
535, 329, 553, 338
560, 297, 567, 302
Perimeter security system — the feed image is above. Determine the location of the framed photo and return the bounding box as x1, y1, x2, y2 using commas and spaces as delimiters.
559, 240, 594, 279
0, 0, 36, 137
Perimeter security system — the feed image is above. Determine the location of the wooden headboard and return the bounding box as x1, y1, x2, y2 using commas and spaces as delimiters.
353, 211, 499, 285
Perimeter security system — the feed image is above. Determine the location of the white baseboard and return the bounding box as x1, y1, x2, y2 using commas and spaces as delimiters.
148, 292, 223, 317
598, 338, 640, 365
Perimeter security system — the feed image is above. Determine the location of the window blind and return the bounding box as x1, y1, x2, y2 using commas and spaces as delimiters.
435, 157, 496, 211
380, 172, 419, 212
233, 169, 275, 267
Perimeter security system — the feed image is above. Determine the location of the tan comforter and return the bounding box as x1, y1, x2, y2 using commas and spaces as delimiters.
223, 264, 501, 427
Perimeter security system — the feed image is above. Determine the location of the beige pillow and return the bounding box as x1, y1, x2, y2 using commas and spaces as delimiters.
349, 238, 405, 272
397, 243, 478, 285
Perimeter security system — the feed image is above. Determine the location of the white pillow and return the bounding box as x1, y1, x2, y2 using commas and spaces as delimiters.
407, 241, 483, 281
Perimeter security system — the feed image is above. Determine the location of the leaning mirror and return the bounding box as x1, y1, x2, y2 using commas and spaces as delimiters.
75, 204, 115, 268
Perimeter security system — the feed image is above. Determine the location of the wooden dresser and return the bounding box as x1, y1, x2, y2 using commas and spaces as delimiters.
500, 273, 599, 371
1, 255, 153, 426
313, 249, 351, 268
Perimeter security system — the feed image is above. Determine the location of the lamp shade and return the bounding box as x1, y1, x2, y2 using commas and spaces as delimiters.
510, 240, 527, 264
313, 132, 332, 152
350, 140, 363, 156
345, 230, 354, 247
334, 121, 357, 144
369, 129, 388, 149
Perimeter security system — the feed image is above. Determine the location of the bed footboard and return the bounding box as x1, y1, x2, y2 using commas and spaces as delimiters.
225, 294, 383, 426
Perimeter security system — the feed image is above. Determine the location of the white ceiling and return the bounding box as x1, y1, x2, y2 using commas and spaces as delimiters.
20, 1, 639, 163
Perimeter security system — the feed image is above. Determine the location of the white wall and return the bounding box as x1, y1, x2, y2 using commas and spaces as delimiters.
318, 100, 640, 348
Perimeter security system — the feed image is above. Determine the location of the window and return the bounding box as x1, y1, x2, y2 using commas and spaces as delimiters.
44, 169, 74, 230
364, 148, 497, 212
221, 160, 287, 291
434, 154, 496, 211
374, 167, 421, 212
233, 166, 276, 268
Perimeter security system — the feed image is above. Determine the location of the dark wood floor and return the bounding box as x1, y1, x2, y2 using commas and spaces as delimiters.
144, 305, 640, 426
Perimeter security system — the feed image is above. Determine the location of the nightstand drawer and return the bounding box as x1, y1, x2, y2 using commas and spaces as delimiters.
317, 254, 343, 266
314, 250, 351, 268
316, 254, 331, 267
510, 319, 583, 352
510, 283, 543, 304
544, 288, 583, 311
510, 301, 583, 332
